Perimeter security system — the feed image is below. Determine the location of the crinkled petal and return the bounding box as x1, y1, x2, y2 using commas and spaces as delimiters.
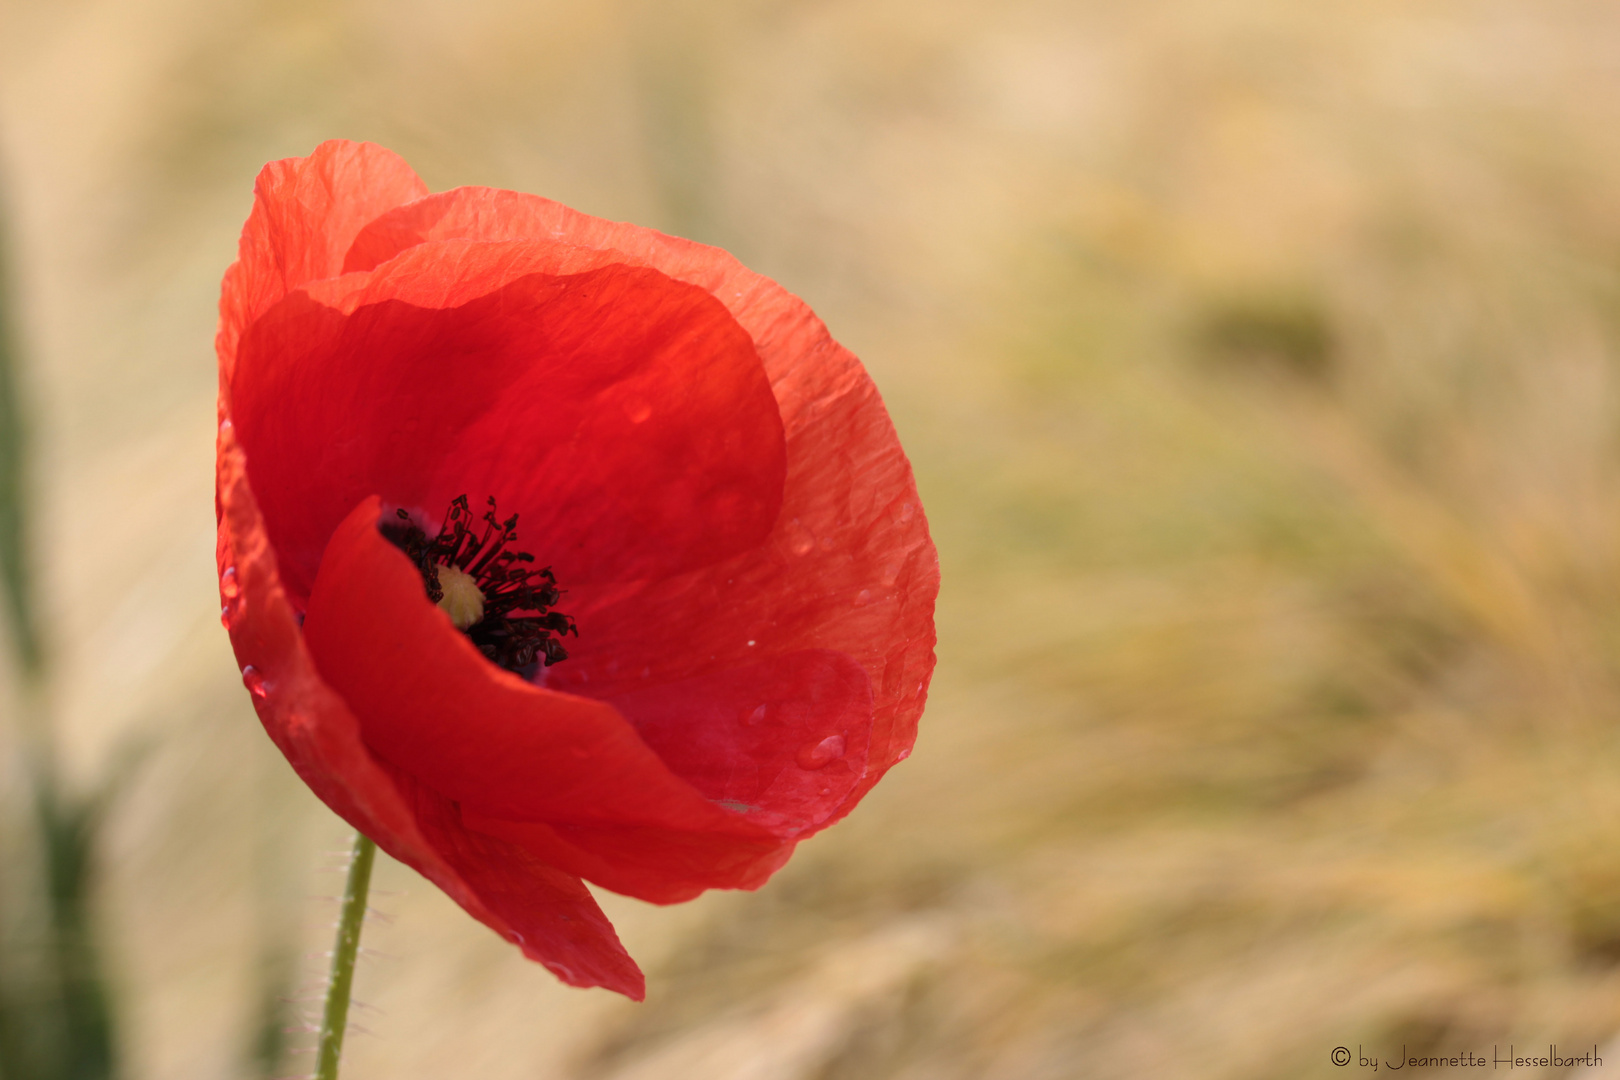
217, 422, 643, 997
345, 185, 939, 821
218, 141, 428, 392
303, 496, 768, 832
605, 650, 873, 831
232, 244, 785, 602
302, 497, 828, 904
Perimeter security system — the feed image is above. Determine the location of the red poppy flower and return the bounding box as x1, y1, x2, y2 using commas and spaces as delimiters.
214, 140, 938, 999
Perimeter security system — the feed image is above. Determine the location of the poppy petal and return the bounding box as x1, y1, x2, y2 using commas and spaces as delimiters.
466, 650, 876, 903
605, 650, 874, 832
304, 496, 775, 835
217, 422, 643, 996
337, 186, 937, 815
218, 141, 428, 388
301, 496, 811, 901
231, 245, 785, 603
457, 814, 793, 905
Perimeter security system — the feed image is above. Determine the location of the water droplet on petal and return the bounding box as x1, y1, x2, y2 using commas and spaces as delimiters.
854, 589, 872, 607
881, 563, 900, 586
739, 704, 767, 727
241, 665, 268, 701
796, 734, 846, 770
624, 397, 652, 424
899, 501, 915, 523
896, 747, 911, 761
220, 568, 242, 626
787, 517, 814, 556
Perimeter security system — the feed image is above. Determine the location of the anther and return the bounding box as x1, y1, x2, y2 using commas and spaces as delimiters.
380, 497, 577, 676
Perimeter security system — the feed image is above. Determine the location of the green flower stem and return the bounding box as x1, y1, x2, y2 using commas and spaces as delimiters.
315, 832, 377, 1080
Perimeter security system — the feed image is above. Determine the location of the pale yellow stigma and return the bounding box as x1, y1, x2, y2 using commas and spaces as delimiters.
435, 563, 485, 630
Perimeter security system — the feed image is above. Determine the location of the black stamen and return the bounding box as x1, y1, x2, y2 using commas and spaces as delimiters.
380, 496, 577, 677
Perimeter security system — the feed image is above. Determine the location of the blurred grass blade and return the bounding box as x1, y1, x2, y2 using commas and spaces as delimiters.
246, 950, 296, 1080
0, 178, 40, 676
0, 156, 117, 1080
0, 150, 34, 1080
37, 783, 116, 1080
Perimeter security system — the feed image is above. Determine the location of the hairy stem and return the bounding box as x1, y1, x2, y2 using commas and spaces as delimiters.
314, 832, 376, 1080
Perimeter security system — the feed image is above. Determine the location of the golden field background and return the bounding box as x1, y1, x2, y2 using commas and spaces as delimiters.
5, 0, 1620, 1077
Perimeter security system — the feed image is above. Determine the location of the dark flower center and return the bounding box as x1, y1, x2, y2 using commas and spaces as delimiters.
380, 495, 577, 677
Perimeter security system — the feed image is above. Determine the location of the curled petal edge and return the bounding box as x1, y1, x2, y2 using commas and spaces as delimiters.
216, 419, 645, 998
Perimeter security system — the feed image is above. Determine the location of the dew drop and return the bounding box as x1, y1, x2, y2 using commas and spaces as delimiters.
220, 568, 242, 626
241, 664, 269, 700
739, 704, 767, 727
881, 563, 900, 586
787, 517, 814, 556
899, 501, 915, 523
896, 747, 911, 761
624, 397, 652, 424
854, 589, 872, 607
796, 734, 846, 770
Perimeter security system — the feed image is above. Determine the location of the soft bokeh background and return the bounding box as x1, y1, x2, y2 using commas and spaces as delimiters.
4, 0, 1620, 1077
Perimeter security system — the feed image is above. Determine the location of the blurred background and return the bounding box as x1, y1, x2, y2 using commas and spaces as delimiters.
4, 0, 1620, 1076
